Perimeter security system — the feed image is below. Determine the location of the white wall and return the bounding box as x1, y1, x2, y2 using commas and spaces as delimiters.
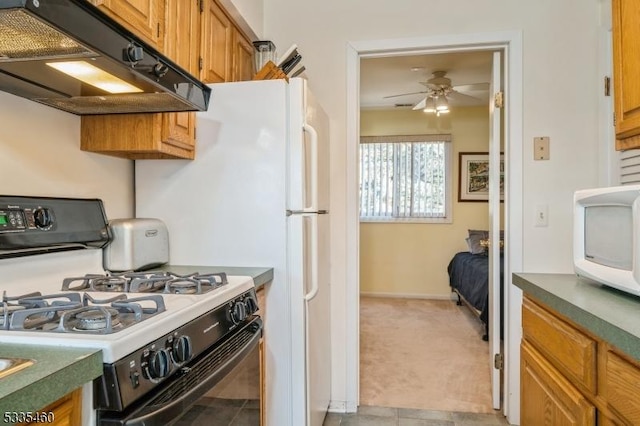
222, 0, 264, 39
263, 0, 602, 418
0, 91, 133, 219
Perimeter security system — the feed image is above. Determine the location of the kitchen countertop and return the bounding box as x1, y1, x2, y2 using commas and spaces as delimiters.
513, 273, 640, 362
0, 344, 102, 417
160, 265, 274, 289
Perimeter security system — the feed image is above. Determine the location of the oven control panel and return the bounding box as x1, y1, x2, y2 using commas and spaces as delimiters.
0, 196, 110, 255
0, 206, 53, 232
96, 288, 260, 412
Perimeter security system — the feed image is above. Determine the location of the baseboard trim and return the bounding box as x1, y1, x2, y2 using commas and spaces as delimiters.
328, 400, 357, 413
360, 291, 455, 300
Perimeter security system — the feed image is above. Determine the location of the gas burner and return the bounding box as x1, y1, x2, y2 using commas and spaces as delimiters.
91, 277, 128, 292
5, 292, 166, 334
62, 274, 123, 292
164, 278, 201, 294
74, 307, 121, 331
61, 271, 229, 295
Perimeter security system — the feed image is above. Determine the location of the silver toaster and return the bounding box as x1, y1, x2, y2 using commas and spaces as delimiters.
103, 218, 169, 272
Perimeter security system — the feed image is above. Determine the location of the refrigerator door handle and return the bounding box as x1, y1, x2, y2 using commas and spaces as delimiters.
302, 123, 318, 213
304, 214, 319, 302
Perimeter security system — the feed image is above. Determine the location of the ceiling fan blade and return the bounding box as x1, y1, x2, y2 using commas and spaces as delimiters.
383, 90, 427, 99
453, 82, 490, 92
449, 91, 482, 101
412, 98, 427, 110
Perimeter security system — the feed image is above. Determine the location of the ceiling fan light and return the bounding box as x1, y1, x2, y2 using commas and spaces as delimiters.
436, 95, 449, 111
423, 97, 436, 113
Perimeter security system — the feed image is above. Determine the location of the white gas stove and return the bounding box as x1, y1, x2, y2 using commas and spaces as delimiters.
0, 273, 255, 362
0, 196, 262, 425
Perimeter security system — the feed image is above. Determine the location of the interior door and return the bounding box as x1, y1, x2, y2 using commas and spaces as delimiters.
488, 50, 503, 410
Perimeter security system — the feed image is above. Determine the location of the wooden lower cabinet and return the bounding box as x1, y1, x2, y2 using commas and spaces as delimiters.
521, 340, 595, 425
521, 296, 640, 425
19, 388, 82, 426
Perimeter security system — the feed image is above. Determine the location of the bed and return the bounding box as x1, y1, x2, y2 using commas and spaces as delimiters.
447, 251, 504, 341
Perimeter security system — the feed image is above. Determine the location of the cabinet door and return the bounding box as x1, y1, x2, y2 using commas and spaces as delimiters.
89, 0, 164, 50
613, 0, 640, 149
200, 0, 233, 83
521, 341, 596, 426
162, 0, 200, 152
605, 350, 640, 424
522, 297, 597, 395
232, 27, 255, 81
23, 388, 82, 425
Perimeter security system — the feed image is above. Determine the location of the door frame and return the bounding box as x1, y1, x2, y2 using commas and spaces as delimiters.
345, 31, 523, 423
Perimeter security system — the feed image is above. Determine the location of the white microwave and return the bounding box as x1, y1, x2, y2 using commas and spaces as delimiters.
574, 185, 640, 297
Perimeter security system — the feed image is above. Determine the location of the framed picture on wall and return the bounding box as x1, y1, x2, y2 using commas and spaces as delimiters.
458, 152, 504, 202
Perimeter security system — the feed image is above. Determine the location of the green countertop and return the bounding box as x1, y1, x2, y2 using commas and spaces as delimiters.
160, 265, 274, 289
0, 344, 102, 419
513, 273, 640, 362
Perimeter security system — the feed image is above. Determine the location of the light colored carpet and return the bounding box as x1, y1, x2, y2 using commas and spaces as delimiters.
359, 297, 493, 413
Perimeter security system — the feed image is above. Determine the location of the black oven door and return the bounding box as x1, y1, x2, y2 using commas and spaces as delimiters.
98, 316, 262, 426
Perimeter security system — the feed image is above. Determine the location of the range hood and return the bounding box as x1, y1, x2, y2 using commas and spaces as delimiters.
0, 0, 211, 115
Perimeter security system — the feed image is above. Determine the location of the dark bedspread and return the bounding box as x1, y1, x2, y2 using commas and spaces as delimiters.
446, 251, 504, 327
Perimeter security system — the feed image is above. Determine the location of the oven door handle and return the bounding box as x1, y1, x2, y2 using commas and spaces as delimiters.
116, 318, 262, 426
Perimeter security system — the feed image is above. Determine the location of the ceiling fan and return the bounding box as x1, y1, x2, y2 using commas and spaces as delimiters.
385, 71, 489, 111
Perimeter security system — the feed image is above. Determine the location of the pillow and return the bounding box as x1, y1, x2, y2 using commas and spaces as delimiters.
466, 229, 489, 254
466, 229, 504, 255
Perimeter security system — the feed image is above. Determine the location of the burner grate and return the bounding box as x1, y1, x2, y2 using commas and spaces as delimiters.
3, 292, 166, 334
61, 271, 229, 295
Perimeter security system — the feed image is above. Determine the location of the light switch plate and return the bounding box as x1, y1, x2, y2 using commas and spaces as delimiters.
535, 204, 548, 227
534, 137, 550, 160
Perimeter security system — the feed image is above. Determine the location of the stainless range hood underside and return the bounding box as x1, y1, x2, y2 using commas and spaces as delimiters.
0, 3, 210, 115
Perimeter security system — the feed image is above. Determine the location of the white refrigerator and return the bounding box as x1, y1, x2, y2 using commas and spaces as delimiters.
135, 78, 331, 426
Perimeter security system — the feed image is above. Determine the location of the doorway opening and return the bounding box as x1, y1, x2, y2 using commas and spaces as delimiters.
358, 49, 500, 413
345, 32, 524, 424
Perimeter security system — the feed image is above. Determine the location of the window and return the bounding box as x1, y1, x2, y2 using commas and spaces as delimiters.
359, 134, 452, 222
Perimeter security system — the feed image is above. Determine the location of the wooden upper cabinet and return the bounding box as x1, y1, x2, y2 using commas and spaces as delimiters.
200, 0, 233, 83
232, 27, 255, 81
165, 0, 201, 74
81, 0, 254, 159
159, 0, 201, 154
81, 0, 199, 159
89, 0, 164, 51
613, 0, 640, 150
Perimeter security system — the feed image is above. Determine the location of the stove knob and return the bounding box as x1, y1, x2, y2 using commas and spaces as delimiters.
172, 336, 192, 364
33, 208, 53, 229
230, 301, 248, 324
244, 295, 258, 314
147, 348, 171, 380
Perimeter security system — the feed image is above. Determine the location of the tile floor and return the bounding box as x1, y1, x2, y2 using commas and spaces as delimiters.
322, 405, 510, 426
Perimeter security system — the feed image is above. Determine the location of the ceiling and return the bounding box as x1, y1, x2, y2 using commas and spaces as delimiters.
360, 51, 495, 110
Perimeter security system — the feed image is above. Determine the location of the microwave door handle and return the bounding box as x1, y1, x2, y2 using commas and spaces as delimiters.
303, 123, 318, 213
